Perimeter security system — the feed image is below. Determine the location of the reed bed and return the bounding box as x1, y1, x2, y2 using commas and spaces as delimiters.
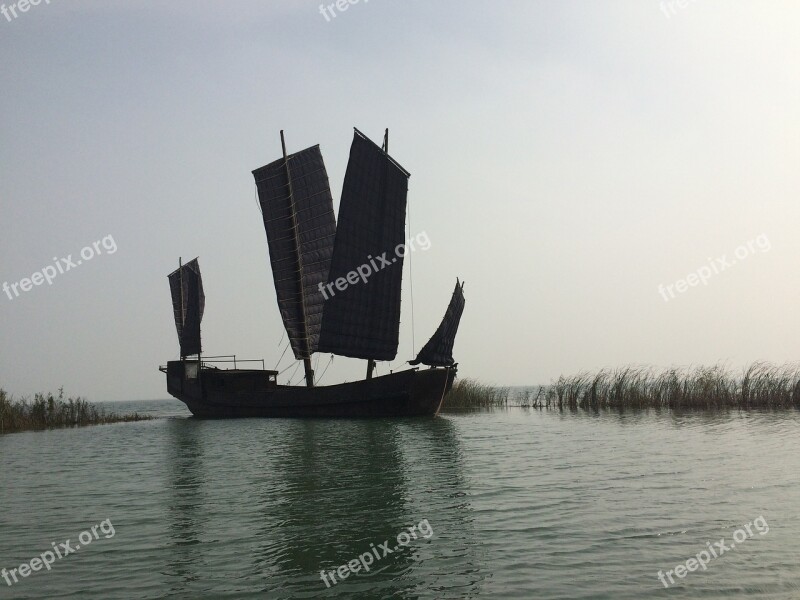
445, 364, 800, 411
443, 379, 511, 408
544, 363, 800, 411
0, 388, 151, 434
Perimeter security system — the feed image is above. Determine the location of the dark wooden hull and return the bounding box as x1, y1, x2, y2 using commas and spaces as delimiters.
163, 361, 455, 418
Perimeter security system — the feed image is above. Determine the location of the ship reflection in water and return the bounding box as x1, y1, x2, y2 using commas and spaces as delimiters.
164, 415, 482, 599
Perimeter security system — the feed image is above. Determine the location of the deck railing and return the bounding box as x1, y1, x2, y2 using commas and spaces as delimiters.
200, 355, 266, 370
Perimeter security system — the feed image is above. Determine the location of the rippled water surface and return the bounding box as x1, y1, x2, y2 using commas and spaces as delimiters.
2, 401, 800, 599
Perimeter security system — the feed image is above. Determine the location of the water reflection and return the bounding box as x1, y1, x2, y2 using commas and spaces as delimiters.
6, 406, 800, 598
164, 419, 208, 592
252, 419, 418, 598
399, 416, 484, 599
162, 415, 482, 598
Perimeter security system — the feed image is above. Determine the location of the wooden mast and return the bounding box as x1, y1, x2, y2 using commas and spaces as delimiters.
366, 128, 390, 381
196, 259, 202, 372
178, 257, 185, 361
280, 130, 315, 387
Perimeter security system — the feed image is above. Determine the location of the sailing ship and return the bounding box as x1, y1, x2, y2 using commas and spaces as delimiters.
160, 128, 465, 418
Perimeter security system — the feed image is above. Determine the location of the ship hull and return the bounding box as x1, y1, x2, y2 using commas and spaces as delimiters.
163, 361, 455, 418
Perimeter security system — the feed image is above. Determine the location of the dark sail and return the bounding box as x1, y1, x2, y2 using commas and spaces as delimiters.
253, 144, 337, 360
168, 258, 205, 357
317, 129, 410, 361
410, 280, 465, 367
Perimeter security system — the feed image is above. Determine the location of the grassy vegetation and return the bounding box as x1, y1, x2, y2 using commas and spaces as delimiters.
443, 379, 512, 408
0, 387, 151, 434
446, 363, 800, 411
545, 363, 800, 410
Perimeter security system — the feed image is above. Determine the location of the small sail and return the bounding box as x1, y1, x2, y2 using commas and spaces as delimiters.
253, 144, 337, 360
168, 258, 205, 357
318, 129, 410, 361
410, 280, 465, 367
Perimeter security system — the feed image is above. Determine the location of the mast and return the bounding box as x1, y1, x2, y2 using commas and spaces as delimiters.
280, 130, 315, 388
365, 127, 390, 381
179, 257, 184, 360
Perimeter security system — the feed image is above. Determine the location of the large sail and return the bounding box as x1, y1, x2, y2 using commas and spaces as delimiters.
168, 258, 205, 358
317, 129, 410, 361
253, 144, 337, 360
410, 280, 465, 367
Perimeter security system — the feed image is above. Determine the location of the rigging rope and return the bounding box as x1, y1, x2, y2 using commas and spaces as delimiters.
274, 341, 291, 371
278, 360, 297, 376
316, 355, 335, 385
285, 361, 301, 385
255, 184, 262, 215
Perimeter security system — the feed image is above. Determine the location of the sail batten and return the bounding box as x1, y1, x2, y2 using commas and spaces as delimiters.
253, 144, 337, 361
410, 280, 465, 367
317, 129, 410, 361
168, 258, 205, 358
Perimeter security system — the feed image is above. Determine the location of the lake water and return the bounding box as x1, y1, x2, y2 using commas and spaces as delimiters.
1, 401, 799, 599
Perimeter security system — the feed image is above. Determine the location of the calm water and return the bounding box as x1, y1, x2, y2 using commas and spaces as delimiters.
1, 401, 799, 599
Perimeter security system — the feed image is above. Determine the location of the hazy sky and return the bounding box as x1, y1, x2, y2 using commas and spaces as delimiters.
1, 1, 799, 401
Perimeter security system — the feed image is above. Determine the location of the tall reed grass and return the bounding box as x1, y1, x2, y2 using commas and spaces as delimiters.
443, 379, 511, 408
444, 363, 800, 410
545, 363, 800, 410
0, 387, 150, 434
